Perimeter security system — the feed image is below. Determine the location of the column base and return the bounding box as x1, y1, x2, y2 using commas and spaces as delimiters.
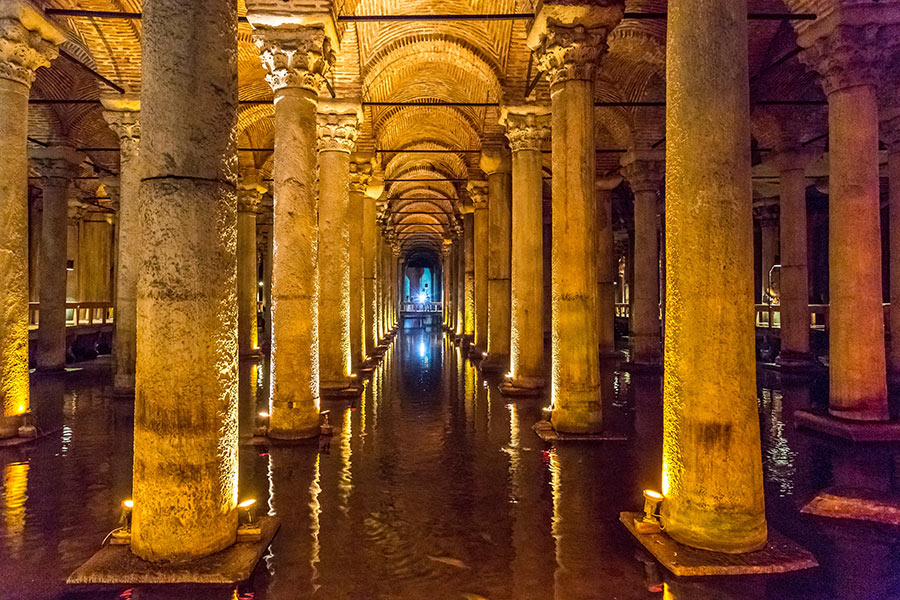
468, 345, 488, 360
794, 410, 900, 441
499, 376, 545, 397
774, 351, 820, 372
801, 486, 900, 527
479, 353, 509, 372
320, 380, 364, 398
619, 512, 817, 577
67, 516, 280, 586
239, 349, 263, 360
533, 419, 626, 442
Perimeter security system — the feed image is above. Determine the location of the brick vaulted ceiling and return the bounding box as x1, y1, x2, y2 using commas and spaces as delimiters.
29, 0, 833, 253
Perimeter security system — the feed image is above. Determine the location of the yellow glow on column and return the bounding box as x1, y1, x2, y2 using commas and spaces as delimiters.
4, 461, 29, 557
309, 452, 321, 579
339, 409, 352, 512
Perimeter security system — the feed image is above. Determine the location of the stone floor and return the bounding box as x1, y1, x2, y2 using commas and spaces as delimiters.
1, 325, 900, 599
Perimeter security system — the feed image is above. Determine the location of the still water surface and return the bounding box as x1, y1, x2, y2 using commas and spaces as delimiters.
1, 325, 899, 599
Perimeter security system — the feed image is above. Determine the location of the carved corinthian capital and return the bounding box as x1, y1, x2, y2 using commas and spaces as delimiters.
502, 109, 551, 153
0, 1, 65, 88
316, 107, 360, 153
349, 157, 373, 194
534, 24, 609, 87
799, 20, 897, 95
253, 25, 334, 93
101, 97, 141, 156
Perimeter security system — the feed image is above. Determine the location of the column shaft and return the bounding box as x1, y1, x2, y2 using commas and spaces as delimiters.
632, 189, 661, 364
473, 199, 489, 352
484, 159, 512, 368
596, 184, 616, 356
363, 195, 378, 354
464, 213, 476, 338
549, 77, 601, 431
890, 147, 900, 376
237, 205, 259, 355
778, 166, 812, 361
132, 0, 239, 561
36, 177, 70, 371
0, 6, 62, 438
662, 0, 767, 553
349, 186, 365, 368
827, 84, 887, 419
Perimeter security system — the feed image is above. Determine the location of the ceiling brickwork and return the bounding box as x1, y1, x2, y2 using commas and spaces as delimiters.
26, 0, 890, 254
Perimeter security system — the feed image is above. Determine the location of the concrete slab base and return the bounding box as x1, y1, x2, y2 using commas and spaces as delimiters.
533, 420, 627, 442
795, 410, 900, 442
801, 487, 900, 527
66, 516, 280, 586
620, 512, 817, 577
498, 381, 544, 397
0, 426, 62, 449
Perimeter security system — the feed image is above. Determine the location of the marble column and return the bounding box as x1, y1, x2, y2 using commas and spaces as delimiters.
442, 238, 454, 330
463, 209, 476, 340
454, 224, 465, 336
528, 1, 623, 432
237, 170, 265, 357
77, 212, 114, 302
258, 208, 274, 352
595, 173, 622, 358
132, 0, 239, 562
774, 151, 816, 368
800, 16, 888, 420
886, 117, 900, 381
469, 181, 489, 354
754, 201, 779, 304
31, 147, 84, 372
252, 21, 334, 438
662, 0, 766, 553
376, 230, 386, 342
481, 148, 513, 371
501, 108, 550, 391
317, 104, 360, 390
0, 3, 62, 437
349, 156, 371, 368
363, 178, 382, 356
622, 154, 664, 366
102, 98, 141, 391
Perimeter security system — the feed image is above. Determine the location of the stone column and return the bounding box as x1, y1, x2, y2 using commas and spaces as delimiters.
886, 117, 900, 382
528, 1, 623, 432
463, 211, 476, 340
622, 153, 664, 366
0, 4, 62, 437
317, 104, 360, 390
481, 148, 513, 371
774, 151, 815, 368
662, 0, 766, 553
754, 201, 779, 304
237, 170, 265, 357
454, 224, 465, 336
442, 238, 454, 330
102, 98, 141, 392
31, 147, 84, 372
251, 21, 334, 438
258, 206, 274, 352
595, 173, 622, 358
800, 16, 889, 421
349, 155, 371, 368
132, 0, 239, 562
77, 211, 114, 302
501, 107, 550, 391
375, 229, 385, 342
469, 181, 489, 354
363, 179, 382, 356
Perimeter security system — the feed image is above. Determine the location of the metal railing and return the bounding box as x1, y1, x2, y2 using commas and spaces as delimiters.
28, 302, 115, 329
401, 301, 442, 313
615, 303, 630, 318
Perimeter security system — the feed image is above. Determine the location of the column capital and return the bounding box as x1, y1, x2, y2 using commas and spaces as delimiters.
753, 199, 780, 225
316, 101, 362, 153
799, 18, 896, 95
0, 1, 64, 88
366, 174, 385, 199
68, 199, 90, 223
99, 174, 121, 207
251, 24, 334, 94
349, 154, 373, 194
526, 2, 624, 87
238, 169, 267, 212
479, 146, 511, 175
30, 146, 84, 185
101, 96, 141, 155
500, 106, 551, 153
467, 180, 489, 209
595, 172, 623, 193
621, 151, 664, 193
442, 238, 453, 256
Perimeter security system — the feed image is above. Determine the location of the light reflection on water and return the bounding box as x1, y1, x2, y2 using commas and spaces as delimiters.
1, 338, 900, 599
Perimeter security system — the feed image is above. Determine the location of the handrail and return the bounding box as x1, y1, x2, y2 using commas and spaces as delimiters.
401, 301, 442, 313
28, 302, 115, 328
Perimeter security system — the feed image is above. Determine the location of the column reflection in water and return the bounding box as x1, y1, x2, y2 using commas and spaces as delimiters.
2, 460, 28, 559
264, 446, 321, 598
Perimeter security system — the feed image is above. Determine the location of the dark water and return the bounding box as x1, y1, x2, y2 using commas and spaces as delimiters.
2, 325, 900, 599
